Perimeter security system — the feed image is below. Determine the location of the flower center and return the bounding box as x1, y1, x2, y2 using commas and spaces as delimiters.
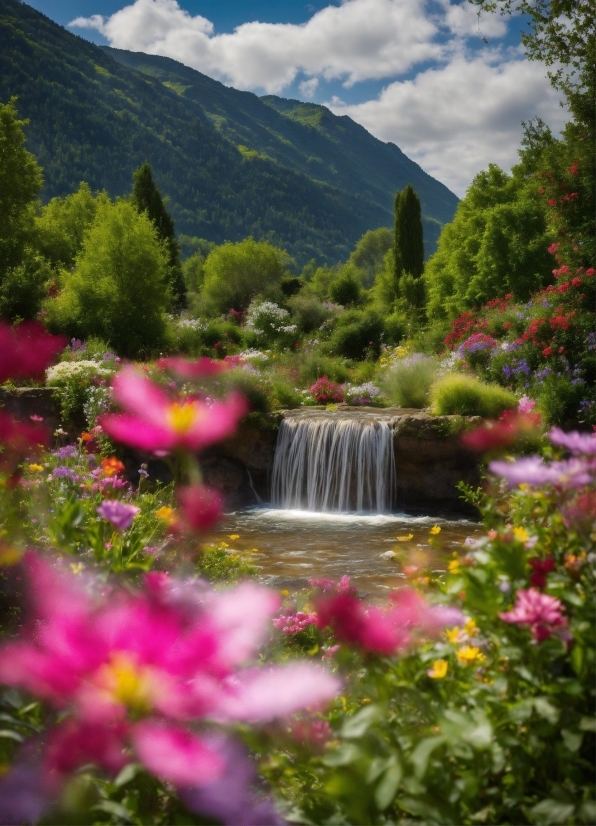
98, 653, 154, 714
167, 402, 199, 434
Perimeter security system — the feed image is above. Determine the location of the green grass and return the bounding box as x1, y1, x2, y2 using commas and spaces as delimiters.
430, 373, 517, 418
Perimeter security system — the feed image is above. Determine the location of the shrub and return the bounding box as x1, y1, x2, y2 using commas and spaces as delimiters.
381, 353, 439, 408
431, 373, 518, 417
298, 354, 350, 385
343, 383, 382, 406
269, 377, 304, 410
223, 368, 270, 415
329, 272, 361, 306
383, 312, 406, 345
310, 376, 344, 404
287, 294, 333, 333
46, 359, 114, 421
328, 310, 384, 360
245, 300, 298, 346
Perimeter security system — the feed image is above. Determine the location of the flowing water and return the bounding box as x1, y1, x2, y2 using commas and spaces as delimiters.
208, 508, 482, 600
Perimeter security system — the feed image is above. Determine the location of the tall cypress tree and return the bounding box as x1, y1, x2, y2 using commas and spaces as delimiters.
132, 162, 186, 307
393, 183, 424, 287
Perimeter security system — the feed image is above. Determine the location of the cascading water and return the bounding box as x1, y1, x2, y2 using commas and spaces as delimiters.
271, 415, 396, 513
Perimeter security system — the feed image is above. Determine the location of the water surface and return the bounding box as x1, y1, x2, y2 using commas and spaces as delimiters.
208, 508, 482, 599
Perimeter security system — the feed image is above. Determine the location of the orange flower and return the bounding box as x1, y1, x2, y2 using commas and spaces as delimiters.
101, 457, 125, 477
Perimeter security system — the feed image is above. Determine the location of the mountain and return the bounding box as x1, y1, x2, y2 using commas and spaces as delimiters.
0, 0, 458, 265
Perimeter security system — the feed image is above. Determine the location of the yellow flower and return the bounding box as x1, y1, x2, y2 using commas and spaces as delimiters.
464, 618, 479, 638
448, 558, 461, 573
281, 589, 289, 597
220, 542, 229, 548
28, 463, 44, 472
250, 547, 260, 553
430, 525, 441, 535
513, 526, 529, 543
427, 659, 448, 679
70, 562, 84, 575
456, 646, 485, 666
155, 506, 176, 525
0, 545, 22, 566
445, 627, 463, 644
396, 534, 414, 542
229, 534, 240, 540
518, 483, 530, 491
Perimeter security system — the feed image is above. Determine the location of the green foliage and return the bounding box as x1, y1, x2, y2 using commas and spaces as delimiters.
287, 293, 333, 333
131, 161, 185, 307
382, 312, 406, 345
431, 373, 517, 417
200, 238, 287, 315
425, 164, 554, 319
0, 97, 43, 318
347, 227, 393, 287
196, 543, 258, 582
45, 199, 171, 358
298, 353, 350, 385
329, 271, 362, 306
269, 377, 304, 410
394, 184, 424, 285
0, 248, 50, 321
35, 183, 104, 270
381, 354, 439, 408
328, 310, 384, 361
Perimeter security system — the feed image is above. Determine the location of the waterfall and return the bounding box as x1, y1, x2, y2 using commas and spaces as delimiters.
271, 416, 396, 513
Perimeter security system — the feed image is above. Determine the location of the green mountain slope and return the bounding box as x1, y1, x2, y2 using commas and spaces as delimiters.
0, 0, 457, 264
104, 48, 458, 254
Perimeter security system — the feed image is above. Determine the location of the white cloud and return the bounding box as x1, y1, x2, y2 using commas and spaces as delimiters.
327, 54, 567, 196
299, 77, 319, 98
70, 0, 441, 93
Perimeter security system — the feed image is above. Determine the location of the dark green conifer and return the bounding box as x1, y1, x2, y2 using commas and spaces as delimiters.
393, 184, 424, 287
132, 162, 186, 307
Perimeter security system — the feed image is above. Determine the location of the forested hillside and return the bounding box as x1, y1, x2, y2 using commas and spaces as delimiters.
0, 0, 457, 265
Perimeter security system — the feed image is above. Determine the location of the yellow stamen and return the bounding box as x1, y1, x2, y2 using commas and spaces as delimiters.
97, 653, 155, 714
166, 401, 199, 434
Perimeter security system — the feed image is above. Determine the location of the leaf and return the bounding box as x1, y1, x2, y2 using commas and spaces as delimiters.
374, 759, 402, 810
0, 729, 23, 742
340, 704, 382, 739
322, 743, 361, 767
410, 736, 445, 779
114, 762, 143, 787
533, 697, 560, 725
90, 800, 134, 821
529, 799, 575, 825
561, 729, 582, 752
579, 717, 596, 732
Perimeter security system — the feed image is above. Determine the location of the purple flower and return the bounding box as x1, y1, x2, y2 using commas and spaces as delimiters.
53, 445, 78, 459
96, 499, 140, 530
490, 456, 595, 489
52, 466, 78, 481
549, 428, 596, 456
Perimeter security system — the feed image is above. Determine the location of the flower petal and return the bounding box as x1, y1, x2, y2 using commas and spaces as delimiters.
132, 721, 223, 788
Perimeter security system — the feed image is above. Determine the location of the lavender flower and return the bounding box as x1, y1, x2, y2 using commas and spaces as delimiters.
96, 500, 140, 530
549, 428, 596, 456
490, 456, 595, 489
52, 466, 78, 482
52, 445, 78, 459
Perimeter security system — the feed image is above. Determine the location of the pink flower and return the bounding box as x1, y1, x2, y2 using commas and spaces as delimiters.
499, 588, 568, 642
518, 396, 536, 415
0, 321, 65, 384
157, 357, 229, 379
549, 427, 596, 456
273, 611, 318, 634
99, 367, 247, 453
0, 412, 49, 471
463, 411, 541, 453
131, 722, 223, 787
178, 484, 222, 532
489, 456, 595, 488
96, 500, 140, 530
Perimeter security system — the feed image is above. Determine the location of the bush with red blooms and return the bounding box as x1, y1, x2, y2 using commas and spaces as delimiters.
309, 375, 345, 404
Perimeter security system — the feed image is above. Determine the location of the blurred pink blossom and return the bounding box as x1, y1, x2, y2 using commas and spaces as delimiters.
489, 456, 595, 488
499, 588, 569, 642
100, 367, 247, 453
548, 427, 596, 456
96, 500, 140, 530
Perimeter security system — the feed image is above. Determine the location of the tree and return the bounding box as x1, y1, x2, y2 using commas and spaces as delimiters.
45, 199, 170, 357
132, 162, 186, 307
200, 238, 288, 315
36, 183, 106, 271
393, 185, 424, 289
0, 97, 43, 317
348, 227, 393, 288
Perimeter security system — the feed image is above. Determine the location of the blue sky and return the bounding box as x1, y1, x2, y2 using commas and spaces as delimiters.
27, 0, 566, 195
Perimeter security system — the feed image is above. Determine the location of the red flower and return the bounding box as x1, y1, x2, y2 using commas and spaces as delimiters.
528, 557, 555, 589
0, 321, 65, 384
542, 347, 553, 357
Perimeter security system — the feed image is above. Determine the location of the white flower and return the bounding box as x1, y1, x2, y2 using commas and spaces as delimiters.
46, 360, 113, 385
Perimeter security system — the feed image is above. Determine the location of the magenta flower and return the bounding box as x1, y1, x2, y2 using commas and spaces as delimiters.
157, 357, 229, 379
548, 427, 596, 456
99, 367, 247, 453
0, 554, 339, 802
499, 588, 569, 642
0, 412, 49, 471
0, 321, 65, 384
489, 456, 595, 488
178, 484, 222, 532
96, 499, 140, 530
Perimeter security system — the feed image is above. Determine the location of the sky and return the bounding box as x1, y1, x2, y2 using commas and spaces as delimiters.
27, 0, 568, 197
